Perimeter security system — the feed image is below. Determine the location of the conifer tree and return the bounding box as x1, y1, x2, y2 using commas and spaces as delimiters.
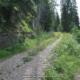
61, 0, 79, 32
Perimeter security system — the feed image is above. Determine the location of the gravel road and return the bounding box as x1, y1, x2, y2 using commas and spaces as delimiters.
0, 38, 61, 80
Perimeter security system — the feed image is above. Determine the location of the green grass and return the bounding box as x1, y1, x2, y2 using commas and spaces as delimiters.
0, 43, 26, 59
0, 32, 60, 60
72, 29, 80, 43
44, 33, 80, 80
25, 32, 60, 57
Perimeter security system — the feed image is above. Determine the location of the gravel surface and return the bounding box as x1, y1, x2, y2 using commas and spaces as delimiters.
0, 38, 61, 80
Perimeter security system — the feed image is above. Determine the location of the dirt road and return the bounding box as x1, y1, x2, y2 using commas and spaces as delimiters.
0, 38, 61, 80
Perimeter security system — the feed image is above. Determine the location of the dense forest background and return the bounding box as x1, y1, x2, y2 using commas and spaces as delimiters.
0, 0, 79, 48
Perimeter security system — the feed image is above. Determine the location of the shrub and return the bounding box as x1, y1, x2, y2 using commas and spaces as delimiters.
55, 34, 80, 57
72, 28, 80, 43
44, 33, 80, 80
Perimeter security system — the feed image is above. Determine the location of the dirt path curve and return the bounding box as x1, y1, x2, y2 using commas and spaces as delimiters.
0, 37, 61, 80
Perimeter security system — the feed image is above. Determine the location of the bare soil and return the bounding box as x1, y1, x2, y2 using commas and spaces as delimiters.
0, 38, 61, 80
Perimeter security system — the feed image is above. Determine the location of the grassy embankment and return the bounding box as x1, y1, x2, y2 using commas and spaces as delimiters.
0, 32, 61, 60
44, 33, 80, 80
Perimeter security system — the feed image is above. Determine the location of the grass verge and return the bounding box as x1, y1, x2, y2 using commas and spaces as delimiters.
0, 32, 61, 60
44, 33, 80, 80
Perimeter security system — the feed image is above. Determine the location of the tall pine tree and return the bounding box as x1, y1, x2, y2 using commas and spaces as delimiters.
61, 0, 79, 32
